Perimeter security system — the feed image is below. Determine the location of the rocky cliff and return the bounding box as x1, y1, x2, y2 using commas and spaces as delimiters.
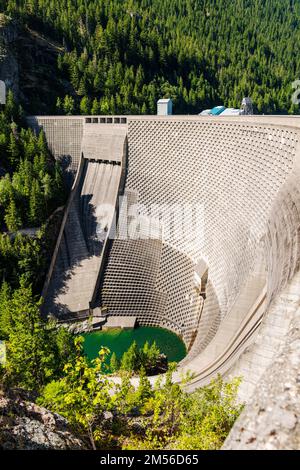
0, 389, 87, 450
0, 14, 19, 98
0, 12, 72, 113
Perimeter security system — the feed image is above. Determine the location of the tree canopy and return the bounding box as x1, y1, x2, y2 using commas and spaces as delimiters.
38, 337, 244, 450
1, 1, 299, 114
0, 92, 66, 232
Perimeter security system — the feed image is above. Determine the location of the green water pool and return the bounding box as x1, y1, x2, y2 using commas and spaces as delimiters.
82, 326, 186, 364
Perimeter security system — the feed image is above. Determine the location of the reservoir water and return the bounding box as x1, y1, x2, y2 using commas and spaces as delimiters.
82, 326, 186, 365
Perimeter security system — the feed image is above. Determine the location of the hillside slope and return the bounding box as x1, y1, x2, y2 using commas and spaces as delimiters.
1, 1, 300, 115
0, 13, 72, 114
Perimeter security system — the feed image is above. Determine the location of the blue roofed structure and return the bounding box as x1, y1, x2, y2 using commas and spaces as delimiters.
199, 98, 253, 116
210, 106, 226, 115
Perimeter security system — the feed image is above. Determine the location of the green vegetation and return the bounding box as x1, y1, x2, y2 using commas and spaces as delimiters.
0, 279, 77, 391
0, 92, 66, 291
0, 3, 251, 450
38, 336, 243, 450
118, 340, 165, 375
86, 336, 169, 375
0, 91, 65, 232
82, 327, 187, 366
1, 1, 300, 114
0, 229, 45, 290
0, 96, 72, 391
98, 339, 167, 375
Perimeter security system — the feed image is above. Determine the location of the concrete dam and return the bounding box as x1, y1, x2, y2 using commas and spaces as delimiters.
28, 114, 300, 448
39, 123, 127, 317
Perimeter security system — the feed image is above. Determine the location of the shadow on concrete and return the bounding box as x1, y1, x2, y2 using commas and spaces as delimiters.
42, 166, 104, 318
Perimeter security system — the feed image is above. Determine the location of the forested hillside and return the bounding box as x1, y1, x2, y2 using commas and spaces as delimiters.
0, 95, 76, 401
0, 92, 65, 232
1, 0, 300, 114
0, 91, 66, 291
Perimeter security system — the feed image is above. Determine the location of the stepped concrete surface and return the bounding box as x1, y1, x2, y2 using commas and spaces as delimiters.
31, 114, 300, 448
42, 126, 126, 317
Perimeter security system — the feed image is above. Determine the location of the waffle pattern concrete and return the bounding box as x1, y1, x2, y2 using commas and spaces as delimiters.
29, 115, 300, 448
42, 124, 126, 317
27, 116, 84, 173
30, 115, 300, 384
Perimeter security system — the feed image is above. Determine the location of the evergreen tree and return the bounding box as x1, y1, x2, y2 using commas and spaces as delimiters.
56, 96, 63, 114
0, 281, 12, 339
37, 130, 49, 159
135, 366, 152, 405
8, 132, 20, 168
148, 341, 160, 368
4, 90, 18, 121
120, 340, 139, 371
0, 175, 13, 207
51, 325, 77, 369
63, 95, 75, 115
4, 197, 22, 232
29, 179, 44, 225
42, 173, 53, 206
109, 351, 119, 373
91, 98, 100, 115
80, 96, 91, 115
54, 161, 66, 205
4, 279, 56, 391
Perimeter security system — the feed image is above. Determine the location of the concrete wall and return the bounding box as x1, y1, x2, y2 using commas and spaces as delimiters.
30, 116, 300, 422
223, 288, 300, 449
41, 122, 126, 317
27, 116, 84, 185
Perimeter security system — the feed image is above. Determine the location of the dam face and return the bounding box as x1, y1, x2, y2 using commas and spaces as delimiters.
28, 115, 300, 444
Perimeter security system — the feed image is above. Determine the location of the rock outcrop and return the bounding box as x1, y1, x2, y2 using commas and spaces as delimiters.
0, 389, 87, 450
0, 12, 71, 113
0, 14, 19, 98
223, 306, 300, 450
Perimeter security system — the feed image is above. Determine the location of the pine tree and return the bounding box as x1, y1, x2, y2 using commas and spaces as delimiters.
4, 90, 18, 120
54, 161, 66, 205
148, 341, 160, 368
37, 130, 48, 159
4, 279, 56, 391
80, 96, 91, 115
120, 341, 139, 372
135, 366, 152, 405
23, 131, 37, 161
0, 281, 12, 338
109, 352, 119, 373
70, 63, 80, 90
56, 97, 63, 114
4, 196, 22, 232
42, 173, 53, 211
91, 98, 100, 115
51, 325, 77, 368
0, 174, 13, 207
8, 132, 20, 168
100, 97, 110, 114
29, 179, 44, 225
63, 95, 75, 115
77, 77, 87, 96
